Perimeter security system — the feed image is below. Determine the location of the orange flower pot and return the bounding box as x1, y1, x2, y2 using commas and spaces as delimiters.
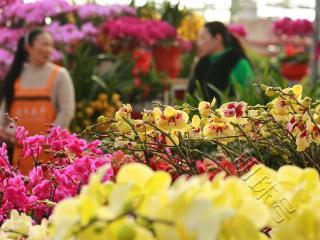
153, 45, 181, 78
280, 62, 308, 81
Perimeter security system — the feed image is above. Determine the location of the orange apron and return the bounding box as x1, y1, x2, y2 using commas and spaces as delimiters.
11, 65, 60, 174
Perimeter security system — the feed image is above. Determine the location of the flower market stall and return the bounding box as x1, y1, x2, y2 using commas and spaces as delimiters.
1, 0, 320, 239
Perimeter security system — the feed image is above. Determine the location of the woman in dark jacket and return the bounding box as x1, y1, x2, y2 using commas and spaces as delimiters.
188, 21, 253, 104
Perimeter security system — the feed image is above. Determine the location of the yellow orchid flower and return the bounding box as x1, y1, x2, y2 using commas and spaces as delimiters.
198, 99, 216, 117
189, 115, 202, 138
218, 101, 247, 124
283, 84, 302, 100
132, 119, 146, 133
117, 119, 132, 133
156, 106, 189, 132
115, 104, 132, 121
296, 130, 311, 152
203, 121, 235, 144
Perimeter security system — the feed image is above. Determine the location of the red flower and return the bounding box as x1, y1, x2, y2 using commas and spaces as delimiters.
134, 77, 142, 87
196, 156, 259, 180
284, 44, 298, 57
143, 85, 151, 98
132, 49, 152, 78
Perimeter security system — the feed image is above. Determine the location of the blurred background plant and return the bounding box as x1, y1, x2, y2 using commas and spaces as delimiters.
1, 1, 320, 134
71, 92, 122, 133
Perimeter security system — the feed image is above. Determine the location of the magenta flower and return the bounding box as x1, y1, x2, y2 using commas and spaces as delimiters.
0, 127, 113, 223
23, 135, 46, 159
273, 17, 313, 37
0, 143, 9, 169
102, 16, 177, 47
16, 126, 29, 145
228, 23, 247, 38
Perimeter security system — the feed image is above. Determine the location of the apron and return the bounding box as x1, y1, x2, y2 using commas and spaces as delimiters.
10, 65, 60, 174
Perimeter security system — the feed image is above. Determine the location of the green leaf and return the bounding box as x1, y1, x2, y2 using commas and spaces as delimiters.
91, 75, 107, 90
207, 83, 229, 103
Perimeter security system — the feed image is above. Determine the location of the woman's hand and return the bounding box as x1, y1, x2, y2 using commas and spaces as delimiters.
0, 128, 15, 145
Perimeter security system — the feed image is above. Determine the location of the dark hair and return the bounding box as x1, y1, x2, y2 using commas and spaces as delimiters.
0, 28, 45, 112
204, 21, 248, 59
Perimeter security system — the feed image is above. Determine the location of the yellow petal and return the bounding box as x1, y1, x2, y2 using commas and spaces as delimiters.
145, 171, 172, 195
79, 195, 99, 225
116, 163, 154, 188
198, 101, 211, 117
292, 85, 303, 99
296, 134, 311, 152
192, 115, 201, 128
164, 106, 176, 118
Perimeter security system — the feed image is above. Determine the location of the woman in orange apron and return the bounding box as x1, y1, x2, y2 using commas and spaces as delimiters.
0, 28, 75, 174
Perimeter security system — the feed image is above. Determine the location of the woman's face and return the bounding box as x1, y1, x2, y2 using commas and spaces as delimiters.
26, 32, 54, 66
197, 27, 221, 57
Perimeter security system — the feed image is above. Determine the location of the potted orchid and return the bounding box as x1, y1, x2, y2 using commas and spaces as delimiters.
273, 17, 312, 81
279, 44, 309, 81
101, 16, 179, 78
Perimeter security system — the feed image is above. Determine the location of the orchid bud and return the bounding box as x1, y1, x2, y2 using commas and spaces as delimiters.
281, 154, 289, 162
302, 97, 312, 108
266, 122, 273, 128
260, 112, 268, 118
97, 115, 106, 124
260, 84, 267, 91
265, 87, 274, 97
266, 103, 273, 110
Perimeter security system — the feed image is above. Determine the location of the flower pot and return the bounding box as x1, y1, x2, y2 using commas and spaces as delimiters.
280, 62, 308, 81
153, 45, 181, 78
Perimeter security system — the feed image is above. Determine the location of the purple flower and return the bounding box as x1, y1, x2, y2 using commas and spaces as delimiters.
0, 28, 24, 50
0, 0, 21, 8
45, 22, 84, 44
0, 48, 14, 80
45, 22, 98, 45
76, 4, 136, 20
51, 48, 63, 62
0, 48, 14, 66
1, 0, 74, 25
81, 22, 99, 43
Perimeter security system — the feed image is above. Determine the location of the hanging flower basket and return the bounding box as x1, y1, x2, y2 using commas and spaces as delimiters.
280, 62, 308, 81
153, 45, 181, 78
